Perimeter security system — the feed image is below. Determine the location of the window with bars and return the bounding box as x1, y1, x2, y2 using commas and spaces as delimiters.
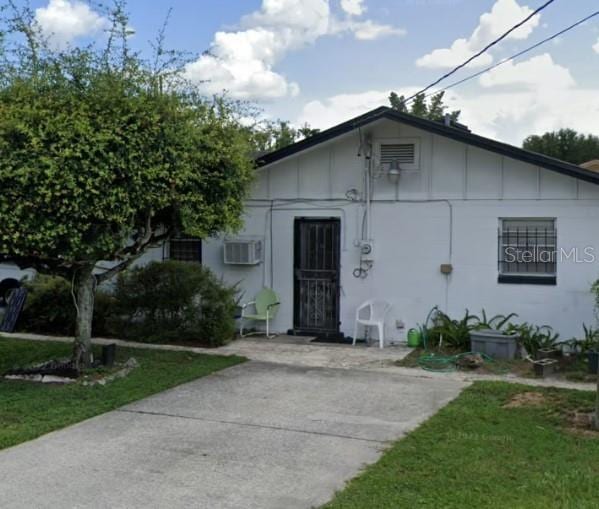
498, 218, 556, 285
168, 236, 202, 263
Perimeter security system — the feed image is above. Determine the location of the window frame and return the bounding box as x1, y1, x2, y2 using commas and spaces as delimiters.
167, 235, 202, 264
497, 217, 557, 286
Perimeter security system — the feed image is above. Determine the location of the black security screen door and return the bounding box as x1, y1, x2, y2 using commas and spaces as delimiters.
293, 218, 341, 337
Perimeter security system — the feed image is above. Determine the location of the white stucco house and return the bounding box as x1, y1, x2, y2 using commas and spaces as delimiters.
2, 106, 599, 340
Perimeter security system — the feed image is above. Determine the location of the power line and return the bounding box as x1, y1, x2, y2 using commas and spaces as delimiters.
419, 9, 599, 101
402, 0, 556, 105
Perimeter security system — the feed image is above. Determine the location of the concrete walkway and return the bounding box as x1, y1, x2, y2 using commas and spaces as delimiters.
3, 332, 596, 391
0, 359, 465, 509
2, 331, 414, 370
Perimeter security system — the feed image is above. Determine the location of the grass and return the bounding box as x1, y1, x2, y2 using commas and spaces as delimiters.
0, 337, 245, 451
323, 382, 599, 509
560, 357, 599, 383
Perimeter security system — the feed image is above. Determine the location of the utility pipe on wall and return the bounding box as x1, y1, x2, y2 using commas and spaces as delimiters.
364, 137, 373, 242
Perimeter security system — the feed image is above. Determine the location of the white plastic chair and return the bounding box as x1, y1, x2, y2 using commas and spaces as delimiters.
353, 299, 392, 349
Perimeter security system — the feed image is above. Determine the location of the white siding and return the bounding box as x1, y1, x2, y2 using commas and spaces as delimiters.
198, 119, 599, 340
203, 197, 599, 340
465, 147, 502, 199
502, 159, 539, 199
331, 135, 363, 199
540, 169, 577, 199
298, 148, 332, 199
431, 137, 465, 199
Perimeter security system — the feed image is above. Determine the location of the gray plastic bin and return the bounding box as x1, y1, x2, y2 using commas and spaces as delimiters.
470, 330, 518, 360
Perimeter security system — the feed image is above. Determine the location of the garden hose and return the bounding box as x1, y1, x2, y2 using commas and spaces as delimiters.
416, 306, 510, 373
417, 351, 508, 373
417, 352, 458, 372
420, 305, 439, 351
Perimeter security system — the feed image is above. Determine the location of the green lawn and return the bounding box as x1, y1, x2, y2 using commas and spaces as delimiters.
324, 382, 599, 509
0, 338, 244, 451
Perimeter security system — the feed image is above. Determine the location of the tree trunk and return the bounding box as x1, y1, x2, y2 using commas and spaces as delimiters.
72, 266, 96, 370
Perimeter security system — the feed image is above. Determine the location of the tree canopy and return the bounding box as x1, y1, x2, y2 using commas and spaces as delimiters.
389, 91, 461, 122
0, 2, 254, 366
522, 129, 599, 165
250, 120, 320, 153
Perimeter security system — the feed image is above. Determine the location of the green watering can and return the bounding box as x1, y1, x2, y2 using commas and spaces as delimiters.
407, 328, 422, 348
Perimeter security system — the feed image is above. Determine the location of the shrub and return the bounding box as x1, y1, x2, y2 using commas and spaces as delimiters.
477, 310, 518, 331
18, 275, 114, 336
567, 324, 599, 354
506, 322, 559, 357
423, 308, 554, 355
109, 261, 238, 347
429, 309, 480, 350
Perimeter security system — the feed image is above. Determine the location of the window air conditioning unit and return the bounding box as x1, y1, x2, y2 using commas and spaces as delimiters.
223, 239, 262, 265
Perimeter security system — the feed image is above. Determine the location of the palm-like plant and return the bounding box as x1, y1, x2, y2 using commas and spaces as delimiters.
477, 310, 518, 331
431, 310, 480, 350
506, 323, 559, 357
570, 324, 599, 354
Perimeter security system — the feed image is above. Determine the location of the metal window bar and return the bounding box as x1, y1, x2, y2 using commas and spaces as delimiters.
169, 237, 202, 263
498, 224, 556, 276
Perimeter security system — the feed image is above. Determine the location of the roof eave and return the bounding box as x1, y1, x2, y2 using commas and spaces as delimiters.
255, 107, 599, 186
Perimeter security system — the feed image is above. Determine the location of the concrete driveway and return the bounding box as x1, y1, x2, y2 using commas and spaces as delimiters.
0, 361, 466, 509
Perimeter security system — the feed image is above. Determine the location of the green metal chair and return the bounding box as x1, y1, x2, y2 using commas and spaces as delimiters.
240, 288, 280, 338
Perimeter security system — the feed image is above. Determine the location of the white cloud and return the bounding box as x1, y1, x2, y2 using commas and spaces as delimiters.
594, 38, 599, 54
296, 54, 599, 146
35, 0, 108, 49
457, 89, 599, 146
466, 53, 597, 142
350, 20, 406, 40
298, 88, 418, 128
417, 39, 494, 69
416, 0, 541, 69
479, 54, 575, 89
185, 0, 405, 100
340, 0, 366, 16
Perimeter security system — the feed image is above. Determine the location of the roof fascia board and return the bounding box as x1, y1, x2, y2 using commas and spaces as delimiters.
255, 107, 599, 186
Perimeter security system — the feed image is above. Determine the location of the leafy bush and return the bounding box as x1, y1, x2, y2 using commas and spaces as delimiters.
109, 261, 238, 347
18, 275, 114, 336
429, 310, 481, 350
505, 322, 559, 357
567, 324, 599, 354
423, 308, 556, 355
477, 310, 518, 331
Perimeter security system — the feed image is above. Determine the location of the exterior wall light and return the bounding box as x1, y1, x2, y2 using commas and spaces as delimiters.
387, 159, 401, 178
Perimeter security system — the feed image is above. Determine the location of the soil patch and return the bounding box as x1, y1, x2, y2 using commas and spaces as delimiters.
564, 410, 599, 437
503, 391, 546, 408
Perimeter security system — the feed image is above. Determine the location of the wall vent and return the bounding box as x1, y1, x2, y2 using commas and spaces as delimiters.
379, 143, 416, 165
223, 239, 262, 265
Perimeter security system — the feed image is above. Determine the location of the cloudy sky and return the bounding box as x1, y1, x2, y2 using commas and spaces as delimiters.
28, 0, 599, 145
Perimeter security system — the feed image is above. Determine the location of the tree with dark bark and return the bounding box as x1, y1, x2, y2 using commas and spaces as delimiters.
0, 2, 254, 368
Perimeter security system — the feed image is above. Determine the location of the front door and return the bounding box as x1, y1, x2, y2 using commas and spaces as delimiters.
293, 218, 341, 337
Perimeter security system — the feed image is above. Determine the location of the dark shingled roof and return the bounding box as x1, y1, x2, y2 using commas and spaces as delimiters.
256, 106, 599, 186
